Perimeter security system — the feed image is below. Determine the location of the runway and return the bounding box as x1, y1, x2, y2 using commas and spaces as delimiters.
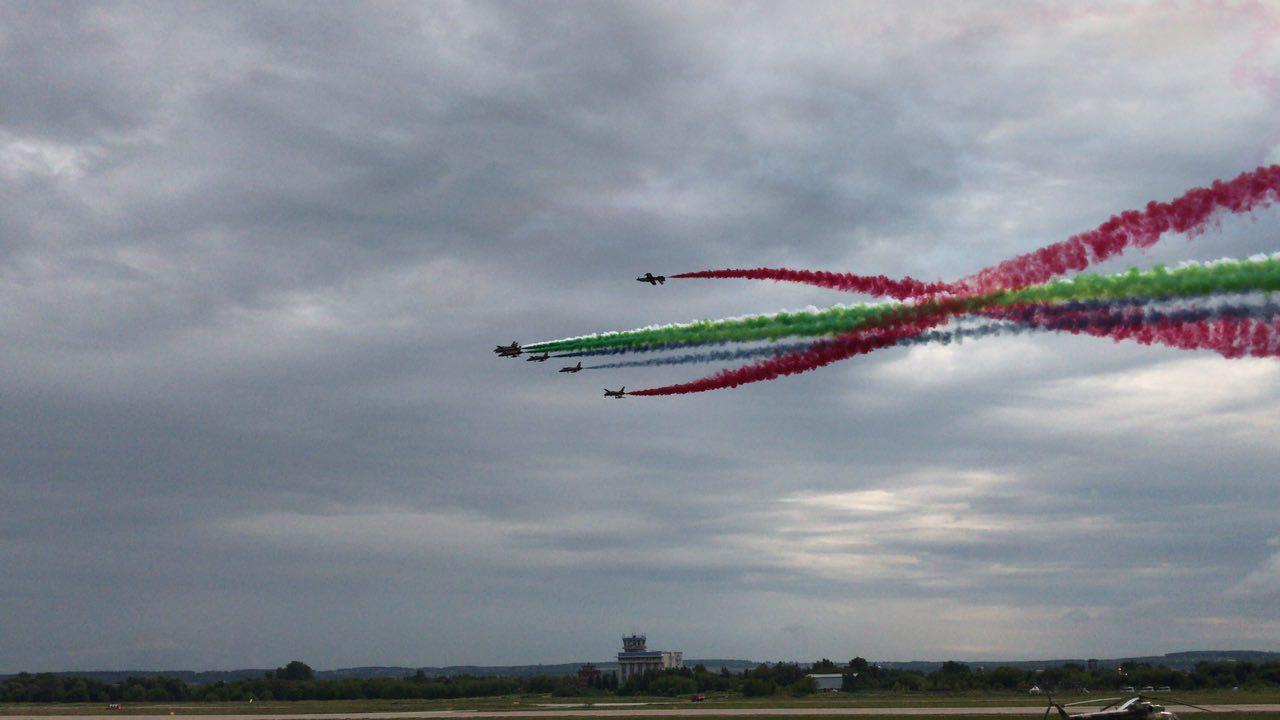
11, 703, 1280, 720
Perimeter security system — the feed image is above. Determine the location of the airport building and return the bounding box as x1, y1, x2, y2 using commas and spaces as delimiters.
807, 673, 844, 692
617, 634, 682, 682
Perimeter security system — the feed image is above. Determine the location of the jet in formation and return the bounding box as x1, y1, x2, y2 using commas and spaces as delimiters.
636, 272, 665, 285
604, 387, 627, 398
525, 352, 550, 362
559, 362, 583, 373
494, 341, 522, 357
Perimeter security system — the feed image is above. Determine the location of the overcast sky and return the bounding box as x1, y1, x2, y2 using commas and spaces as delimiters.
3, 1, 1280, 673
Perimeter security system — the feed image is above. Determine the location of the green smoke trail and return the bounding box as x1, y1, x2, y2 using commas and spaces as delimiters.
523, 255, 1280, 354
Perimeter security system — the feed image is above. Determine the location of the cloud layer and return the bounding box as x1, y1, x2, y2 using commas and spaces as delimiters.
2, 1, 1280, 671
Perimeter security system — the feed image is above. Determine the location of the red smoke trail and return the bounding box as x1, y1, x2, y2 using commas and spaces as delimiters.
628, 317, 942, 396
963, 165, 1280, 293
629, 293, 1002, 395
989, 303, 1280, 359
670, 268, 954, 300
672, 165, 1280, 299
1072, 316, 1280, 359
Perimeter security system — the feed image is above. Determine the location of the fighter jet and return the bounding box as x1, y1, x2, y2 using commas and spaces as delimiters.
559, 362, 583, 373
604, 387, 627, 398
525, 352, 550, 362
636, 272, 665, 285
493, 341, 522, 357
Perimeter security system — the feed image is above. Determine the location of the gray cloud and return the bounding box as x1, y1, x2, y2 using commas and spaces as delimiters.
2, 0, 1280, 672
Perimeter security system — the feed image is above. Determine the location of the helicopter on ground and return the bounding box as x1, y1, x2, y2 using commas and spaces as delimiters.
1043, 694, 1216, 720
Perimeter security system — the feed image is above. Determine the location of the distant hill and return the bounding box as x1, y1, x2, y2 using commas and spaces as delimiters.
0, 669, 272, 685
5, 651, 1276, 685
0, 659, 759, 685
875, 650, 1280, 674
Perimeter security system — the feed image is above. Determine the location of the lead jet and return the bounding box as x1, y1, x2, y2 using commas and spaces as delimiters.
525, 352, 550, 362
636, 272, 665, 285
604, 387, 627, 398
494, 341, 522, 357
559, 361, 583, 373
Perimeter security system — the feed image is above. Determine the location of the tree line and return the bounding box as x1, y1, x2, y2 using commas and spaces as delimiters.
0, 662, 523, 703
825, 658, 1280, 694
5, 658, 1280, 703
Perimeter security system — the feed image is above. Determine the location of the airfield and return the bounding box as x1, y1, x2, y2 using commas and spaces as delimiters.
6, 705, 1280, 720
6, 698, 1280, 720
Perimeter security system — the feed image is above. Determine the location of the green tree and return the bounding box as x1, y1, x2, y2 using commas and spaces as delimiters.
275, 661, 315, 682
786, 676, 817, 696
741, 678, 776, 696
811, 659, 839, 673
650, 675, 697, 697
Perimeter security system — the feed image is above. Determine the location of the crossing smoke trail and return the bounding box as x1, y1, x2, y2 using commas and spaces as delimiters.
627, 317, 944, 396
989, 300, 1280, 358
592, 300, 1280, 372
586, 323, 1029, 370
626, 297, 1280, 396
524, 254, 1280, 355
513, 163, 1280, 396
669, 165, 1280, 298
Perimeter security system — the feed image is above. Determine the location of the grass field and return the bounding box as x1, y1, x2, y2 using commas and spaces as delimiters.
5, 690, 1280, 717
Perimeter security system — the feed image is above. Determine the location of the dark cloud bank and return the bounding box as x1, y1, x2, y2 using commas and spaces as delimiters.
2, 1, 1280, 671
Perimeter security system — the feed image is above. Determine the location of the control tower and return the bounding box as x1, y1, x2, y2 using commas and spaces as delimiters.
617, 633, 682, 682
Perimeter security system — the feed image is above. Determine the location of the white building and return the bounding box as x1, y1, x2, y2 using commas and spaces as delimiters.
808, 674, 843, 692
617, 634, 682, 682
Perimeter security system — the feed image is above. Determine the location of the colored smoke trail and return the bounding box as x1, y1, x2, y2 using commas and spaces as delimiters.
627, 318, 944, 396
989, 300, 1280, 358
584, 340, 822, 369
990, 297, 1280, 329
905, 322, 1024, 347
624, 299, 1280, 396
511, 167, 1280, 396
923, 301, 1280, 357
670, 268, 952, 300
526, 302, 901, 354
965, 165, 1280, 293
1102, 317, 1280, 358
668, 166, 1280, 299
587, 322, 1026, 370
525, 254, 1280, 355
